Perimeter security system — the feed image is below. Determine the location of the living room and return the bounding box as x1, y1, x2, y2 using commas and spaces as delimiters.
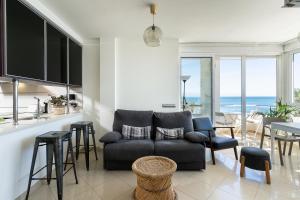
0, 0, 300, 200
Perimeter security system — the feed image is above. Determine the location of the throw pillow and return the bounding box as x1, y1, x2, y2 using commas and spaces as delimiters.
185, 131, 208, 143
100, 131, 122, 143
122, 125, 151, 139
156, 127, 184, 140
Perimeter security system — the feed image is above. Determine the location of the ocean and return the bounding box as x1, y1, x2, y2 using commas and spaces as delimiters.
186, 96, 276, 114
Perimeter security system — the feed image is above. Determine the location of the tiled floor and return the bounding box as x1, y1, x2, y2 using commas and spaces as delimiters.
26, 145, 300, 200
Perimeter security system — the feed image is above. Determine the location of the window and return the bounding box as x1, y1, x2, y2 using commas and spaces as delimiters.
218, 57, 277, 141
246, 58, 277, 113
181, 58, 212, 117
293, 53, 300, 103
219, 57, 242, 114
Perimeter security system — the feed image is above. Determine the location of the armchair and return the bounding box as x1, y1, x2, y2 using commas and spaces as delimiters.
193, 117, 238, 165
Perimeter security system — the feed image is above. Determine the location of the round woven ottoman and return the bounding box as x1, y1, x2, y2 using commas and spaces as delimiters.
132, 156, 177, 200
240, 147, 271, 184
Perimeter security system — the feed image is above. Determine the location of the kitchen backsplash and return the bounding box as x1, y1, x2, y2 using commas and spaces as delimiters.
0, 82, 82, 116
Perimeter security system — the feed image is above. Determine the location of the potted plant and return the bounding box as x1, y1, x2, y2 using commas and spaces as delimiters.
263, 99, 299, 125
49, 95, 67, 115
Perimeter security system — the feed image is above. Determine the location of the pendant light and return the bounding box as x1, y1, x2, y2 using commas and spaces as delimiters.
143, 4, 162, 47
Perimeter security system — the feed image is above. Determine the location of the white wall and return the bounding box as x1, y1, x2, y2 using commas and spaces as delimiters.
82, 42, 101, 141
99, 37, 117, 136
116, 38, 180, 111
99, 37, 180, 136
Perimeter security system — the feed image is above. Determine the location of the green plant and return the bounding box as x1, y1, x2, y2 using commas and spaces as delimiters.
49, 95, 67, 107
265, 99, 298, 120
0, 117, 4, 122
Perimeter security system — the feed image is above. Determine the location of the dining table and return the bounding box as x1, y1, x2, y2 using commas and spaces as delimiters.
270, 122, 300, 163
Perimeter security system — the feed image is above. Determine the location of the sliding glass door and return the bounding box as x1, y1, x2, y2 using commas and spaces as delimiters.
246, 58, 276, 113
245, 58, 277, 142
218, 57, 277, 143
218, 57, 242, 138
181, 57, 212, 117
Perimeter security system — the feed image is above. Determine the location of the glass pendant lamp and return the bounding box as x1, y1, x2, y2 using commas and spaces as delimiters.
143, 4, 162, 47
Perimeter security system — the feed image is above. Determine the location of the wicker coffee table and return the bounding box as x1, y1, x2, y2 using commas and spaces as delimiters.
132, 156, 177, 200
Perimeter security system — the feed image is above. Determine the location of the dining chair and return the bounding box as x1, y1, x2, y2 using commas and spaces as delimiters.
260, 117, 286, 149
276, 133, 300, 166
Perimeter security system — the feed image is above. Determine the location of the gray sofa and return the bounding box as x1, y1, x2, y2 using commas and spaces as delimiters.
99, 110, 208, 170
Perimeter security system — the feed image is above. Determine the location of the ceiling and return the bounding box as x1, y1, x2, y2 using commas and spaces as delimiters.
38, 0, 300, 43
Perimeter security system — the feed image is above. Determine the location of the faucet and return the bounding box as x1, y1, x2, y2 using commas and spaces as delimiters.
34, 97, 41, 119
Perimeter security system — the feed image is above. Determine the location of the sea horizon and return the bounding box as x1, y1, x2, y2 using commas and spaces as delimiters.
186, 96, 276, 113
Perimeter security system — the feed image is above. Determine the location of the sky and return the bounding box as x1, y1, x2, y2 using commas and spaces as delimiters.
181, 58, 201, 97
181, 57, 277, 97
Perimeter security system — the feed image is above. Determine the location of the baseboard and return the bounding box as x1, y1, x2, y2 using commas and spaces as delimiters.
15, 181, 42, 200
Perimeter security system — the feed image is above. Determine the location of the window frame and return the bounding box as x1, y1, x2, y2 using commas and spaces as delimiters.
292, 52, 300, 104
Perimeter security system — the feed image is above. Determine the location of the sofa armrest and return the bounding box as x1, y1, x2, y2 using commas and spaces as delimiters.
99, 131, 122, 144
185, 131, 208, 143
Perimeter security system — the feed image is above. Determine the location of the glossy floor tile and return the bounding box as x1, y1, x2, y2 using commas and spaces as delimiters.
25, 145, 300, 200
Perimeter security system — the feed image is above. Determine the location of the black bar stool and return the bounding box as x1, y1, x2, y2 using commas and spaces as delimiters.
67, 121, 98, 170
25, 131, 78, 200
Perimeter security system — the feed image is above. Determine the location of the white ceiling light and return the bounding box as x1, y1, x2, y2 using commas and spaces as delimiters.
143, 4, 162, 47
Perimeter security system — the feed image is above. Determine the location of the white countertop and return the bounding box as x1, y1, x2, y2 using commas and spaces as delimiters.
0, 112, 82, 136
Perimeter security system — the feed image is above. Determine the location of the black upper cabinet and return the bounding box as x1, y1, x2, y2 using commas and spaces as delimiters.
6, 0, 44, 80
69, 39, 82, 86
47, 23, 67, 84
2, 0, 82, 86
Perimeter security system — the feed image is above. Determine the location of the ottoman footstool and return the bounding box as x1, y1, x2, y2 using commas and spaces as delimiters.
240, 147, 271, 184
132, 156, 177, 200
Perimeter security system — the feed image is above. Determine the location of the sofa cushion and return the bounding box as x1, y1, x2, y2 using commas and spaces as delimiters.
113, 110, 154, 137
154, 140, 205, 163
156, 127, 184, 140
153, 111, 193, 137
104, 139, 154, 161
207, 136, 238, 149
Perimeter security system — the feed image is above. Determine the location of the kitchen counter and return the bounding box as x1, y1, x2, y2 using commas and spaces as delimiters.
0, 111, 83, 200
0, 112, 82, 136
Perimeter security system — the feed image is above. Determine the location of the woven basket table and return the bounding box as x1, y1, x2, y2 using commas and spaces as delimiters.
132, 156, 177, 200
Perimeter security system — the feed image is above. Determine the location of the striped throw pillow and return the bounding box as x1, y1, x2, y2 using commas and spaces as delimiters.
156, 127, 184, 140
122, 125, 151, 140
